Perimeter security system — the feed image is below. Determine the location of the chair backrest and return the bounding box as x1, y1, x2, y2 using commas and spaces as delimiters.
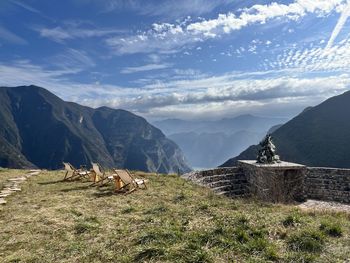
114, 169, 134, 185
92, 163, 103, 176
63, 162, 75, 172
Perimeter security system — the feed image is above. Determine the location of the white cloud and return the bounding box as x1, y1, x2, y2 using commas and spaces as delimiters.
267, 37, 350, 72
106, 0, 346, 55
0, 25, 27, 44
38, 27, 72, 43
35, 25, 124, 43
120, 63, 171, 74
326, 1, 350, 48
50, 48, 96, 70
99, 0, 231, 18
10, 0, 41, 14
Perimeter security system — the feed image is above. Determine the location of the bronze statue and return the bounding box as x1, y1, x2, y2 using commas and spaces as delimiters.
257, 134, 280, 164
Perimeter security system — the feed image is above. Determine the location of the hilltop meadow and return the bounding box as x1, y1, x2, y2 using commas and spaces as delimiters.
0, 169, 349, 263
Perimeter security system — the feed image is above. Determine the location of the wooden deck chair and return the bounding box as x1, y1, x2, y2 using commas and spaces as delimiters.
90, 163, 114, 187
113, 169, 147, 193
63, 162, 90, 181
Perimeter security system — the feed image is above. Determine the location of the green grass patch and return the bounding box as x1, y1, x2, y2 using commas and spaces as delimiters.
287, 229, 325, 253
319, 220, 343, 237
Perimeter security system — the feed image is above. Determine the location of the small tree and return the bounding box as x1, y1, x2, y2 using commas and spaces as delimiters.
257, 134, 280, 164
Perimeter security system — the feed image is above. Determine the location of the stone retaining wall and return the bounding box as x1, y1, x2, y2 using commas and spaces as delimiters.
184, 167, 249, 197
305, 167, 350, 203
184, 164, 350, 204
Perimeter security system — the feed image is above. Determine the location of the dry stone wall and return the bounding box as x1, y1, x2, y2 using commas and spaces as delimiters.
184, 164, 350, 204
183, 167, 249, 197
305, 167, 350, 203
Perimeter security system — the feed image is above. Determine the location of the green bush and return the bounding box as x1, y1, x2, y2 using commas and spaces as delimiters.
319, 220, 343, 237
287, 230, 325, 253
282, 213, 301, 227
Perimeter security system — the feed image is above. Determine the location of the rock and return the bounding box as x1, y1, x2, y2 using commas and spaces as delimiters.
0, 198, 6, 205
8, 177, 27, 181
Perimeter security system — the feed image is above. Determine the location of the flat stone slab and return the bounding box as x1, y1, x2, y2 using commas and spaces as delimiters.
0, 198, 6, 205
0, 193, 10, 198
8, 177, 27, 181
298, 200, 350, 213
4, 188, 21, 192
1, 190, 14, 194
239, 160, 306, 169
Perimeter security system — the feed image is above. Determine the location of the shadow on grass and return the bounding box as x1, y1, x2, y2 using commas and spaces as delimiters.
38, 180, 66, 185
60, 185, 91, 192
92, 190, 115, 197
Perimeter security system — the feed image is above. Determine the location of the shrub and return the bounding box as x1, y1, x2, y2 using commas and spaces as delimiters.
319, 220, 342, 237
282, 213, 301, 227
287, 230, 325, 253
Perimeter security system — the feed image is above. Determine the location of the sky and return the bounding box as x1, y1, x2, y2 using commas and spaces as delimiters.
1, 0, 350, 121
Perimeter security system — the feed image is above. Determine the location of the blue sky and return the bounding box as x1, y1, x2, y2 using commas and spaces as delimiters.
1, 0, 350, 120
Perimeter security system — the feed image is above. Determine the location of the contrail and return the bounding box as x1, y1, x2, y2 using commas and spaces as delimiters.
326, 1, 350, 49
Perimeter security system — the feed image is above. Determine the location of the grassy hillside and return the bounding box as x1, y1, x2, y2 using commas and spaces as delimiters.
0, 169, 349, 262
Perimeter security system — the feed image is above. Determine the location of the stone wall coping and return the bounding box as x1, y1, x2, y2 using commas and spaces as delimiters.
238, 160, 306, 169
308, 167, 350, 171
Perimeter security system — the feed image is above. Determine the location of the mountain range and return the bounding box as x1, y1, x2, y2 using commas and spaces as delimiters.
154, 115, 287, 168
221, 90, 350, 168
0, 86, 191, 173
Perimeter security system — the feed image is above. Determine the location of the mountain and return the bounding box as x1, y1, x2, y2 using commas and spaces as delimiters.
0, 86, 191, 173
169, 130, 264, 169
153, 115, 288, 136
221, 91, 350, 168
153, 115, 287, 168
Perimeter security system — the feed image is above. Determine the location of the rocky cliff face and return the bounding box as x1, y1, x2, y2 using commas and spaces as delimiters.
0, 85, 191, 174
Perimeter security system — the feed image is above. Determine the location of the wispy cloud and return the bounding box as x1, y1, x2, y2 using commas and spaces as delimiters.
120, 63, 172, 74
266, 37, 350, 72
10, 0, 41, 14
9, 0, 54, 21
50, 48, 95, 71
106, 0, 346, 55
35, 24, 124, 43
0, 25, 27, 44
326, 1, 350, 48
100, 0, 231, 18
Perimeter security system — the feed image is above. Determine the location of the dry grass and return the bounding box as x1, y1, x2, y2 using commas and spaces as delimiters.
0, 168, 27, 189
0, 169, 349, 263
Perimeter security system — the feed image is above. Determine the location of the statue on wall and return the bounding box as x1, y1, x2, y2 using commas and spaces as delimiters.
256, 134, 280, 164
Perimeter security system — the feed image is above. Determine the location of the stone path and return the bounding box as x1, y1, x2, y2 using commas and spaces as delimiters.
0, 170, 41, 206
298, 199, 350, 213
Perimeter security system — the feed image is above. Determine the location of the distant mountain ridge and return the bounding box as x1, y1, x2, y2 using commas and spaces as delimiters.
154, 115, 287, 168
221, 90, 350, 168
153, 114, 288, 136
0, 86, 191, 173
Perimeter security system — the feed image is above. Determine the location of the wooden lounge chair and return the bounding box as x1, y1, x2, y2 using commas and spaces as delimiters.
113, 169, 147, 193
63, 162, 90, 181
90, 163, 114, 187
